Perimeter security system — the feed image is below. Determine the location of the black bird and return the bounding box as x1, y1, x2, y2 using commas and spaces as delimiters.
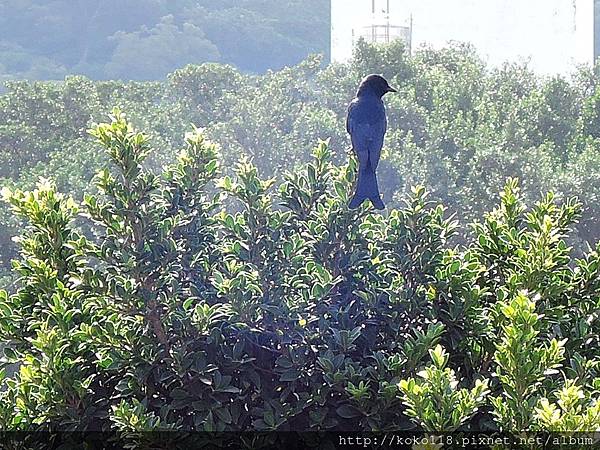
346, 74, 396, 210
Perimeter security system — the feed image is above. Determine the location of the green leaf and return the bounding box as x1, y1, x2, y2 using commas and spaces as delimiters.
336, 404, 362, 419
279, 369, 300, 382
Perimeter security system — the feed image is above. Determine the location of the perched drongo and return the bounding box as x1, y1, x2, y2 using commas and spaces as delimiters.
346, 74, 396, 210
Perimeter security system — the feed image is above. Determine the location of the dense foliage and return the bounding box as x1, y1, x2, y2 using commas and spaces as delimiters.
2, 40, 600, 283
0, 111, 599, 439
0, 0, 329, 80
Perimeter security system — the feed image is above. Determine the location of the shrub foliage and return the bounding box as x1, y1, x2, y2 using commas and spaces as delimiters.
0, 111, 599, 436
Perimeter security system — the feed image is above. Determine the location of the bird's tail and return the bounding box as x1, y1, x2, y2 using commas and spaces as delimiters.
349, 165, 385, 210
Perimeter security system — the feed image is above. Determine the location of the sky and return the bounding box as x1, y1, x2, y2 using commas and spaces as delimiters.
332, 0, 594, 74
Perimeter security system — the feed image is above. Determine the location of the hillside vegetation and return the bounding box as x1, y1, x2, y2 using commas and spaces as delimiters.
0, 0, 329, 80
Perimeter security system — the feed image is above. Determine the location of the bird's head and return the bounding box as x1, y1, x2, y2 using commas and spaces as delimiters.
357, 74, 397, 98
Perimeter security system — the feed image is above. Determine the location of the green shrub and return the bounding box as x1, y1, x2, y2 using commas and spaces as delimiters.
399, 344, 489, 431
0, 111, 599, 437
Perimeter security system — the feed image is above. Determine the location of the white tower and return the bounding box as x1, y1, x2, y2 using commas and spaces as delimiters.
331, 0, 412, 63
354, 0, 412, 48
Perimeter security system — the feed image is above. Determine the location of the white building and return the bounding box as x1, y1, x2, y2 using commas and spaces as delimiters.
331, 0, 596, 74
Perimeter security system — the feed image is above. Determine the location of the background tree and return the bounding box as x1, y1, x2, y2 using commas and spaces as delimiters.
0, 0, 329, 80
105, 15, 220, 81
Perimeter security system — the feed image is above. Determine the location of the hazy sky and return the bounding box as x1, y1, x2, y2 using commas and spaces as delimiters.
332, 0, 594, 74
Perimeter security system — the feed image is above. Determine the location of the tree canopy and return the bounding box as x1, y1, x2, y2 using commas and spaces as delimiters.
0, 0, 329, 81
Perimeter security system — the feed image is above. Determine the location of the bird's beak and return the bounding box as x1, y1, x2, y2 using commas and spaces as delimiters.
387, 86, 397, 93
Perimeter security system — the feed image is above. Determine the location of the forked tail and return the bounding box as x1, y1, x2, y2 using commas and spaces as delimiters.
349, 164, 384, 210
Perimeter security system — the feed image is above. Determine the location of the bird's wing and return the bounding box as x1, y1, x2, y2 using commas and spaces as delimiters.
370, 107, 386, 170
346, 98, 358, 134
346, 99, 386, 169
